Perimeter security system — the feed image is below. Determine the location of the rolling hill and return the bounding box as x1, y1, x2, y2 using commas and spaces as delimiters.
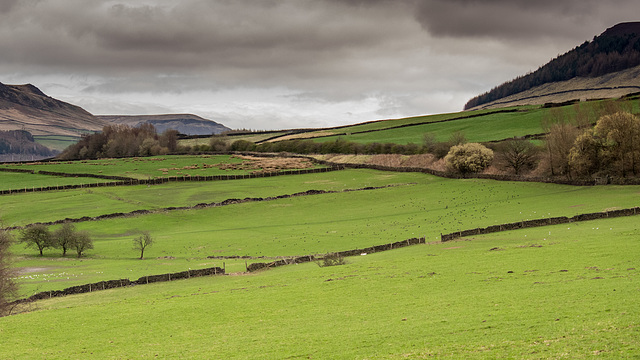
466, 22, 640, 110
0, 82, 105, 138
98, 114, 230, 136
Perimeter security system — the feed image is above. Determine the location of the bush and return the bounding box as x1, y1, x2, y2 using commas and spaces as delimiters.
444, 143, 494, 175
316, 253, 347, 267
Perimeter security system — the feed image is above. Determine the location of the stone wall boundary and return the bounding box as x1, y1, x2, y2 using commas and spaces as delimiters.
440, 207, 640, 242
12, 266, 225, 306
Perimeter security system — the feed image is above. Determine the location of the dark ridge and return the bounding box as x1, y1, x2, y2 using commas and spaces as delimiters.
465, 22, 640, 110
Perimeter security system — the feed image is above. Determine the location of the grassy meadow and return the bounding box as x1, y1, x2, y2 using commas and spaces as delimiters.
1, 216, 638, 359
1, 150, 640, 357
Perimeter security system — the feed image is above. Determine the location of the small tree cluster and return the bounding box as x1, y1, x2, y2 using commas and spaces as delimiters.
59, 124, 179, 160
568, 111, 640, 178
20, 223, 93, 258
0, 230, 17, 316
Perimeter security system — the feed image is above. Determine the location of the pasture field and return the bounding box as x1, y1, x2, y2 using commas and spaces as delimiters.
258, 99, 640, 146
33, 134, 80, 152
7, 168, 640, 296
0, 169, 408, 227
1, 216, 638, 359
0, 154, 321, 179
0, 171, 107, 191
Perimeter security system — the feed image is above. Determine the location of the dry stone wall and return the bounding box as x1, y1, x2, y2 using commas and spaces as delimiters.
13, 266, 224, 304
441, 207, 640, 241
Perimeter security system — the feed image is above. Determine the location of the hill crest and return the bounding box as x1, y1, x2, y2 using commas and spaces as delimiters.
465, 22, 640, 110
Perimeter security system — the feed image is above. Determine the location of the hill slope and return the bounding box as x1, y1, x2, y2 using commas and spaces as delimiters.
0, 82, 106, 137
98, 114, 230, 135
466, 22, 640, 110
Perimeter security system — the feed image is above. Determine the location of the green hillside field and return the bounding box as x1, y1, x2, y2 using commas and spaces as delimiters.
1, 153, 640, 358
1, 216, 638, 359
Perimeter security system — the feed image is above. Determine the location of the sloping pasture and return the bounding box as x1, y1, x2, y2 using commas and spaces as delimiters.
1, 216, 638, 359
9, 169, 640, 296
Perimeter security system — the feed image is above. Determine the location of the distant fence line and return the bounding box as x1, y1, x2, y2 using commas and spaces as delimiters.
12, 266, 225, 306
0, 165, 345, 196
441, 206, 640, 242
308, 158, 640, 186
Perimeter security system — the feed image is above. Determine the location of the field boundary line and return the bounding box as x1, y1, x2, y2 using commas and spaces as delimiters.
440, 206, 640, 242
0, 165, 345, 196
9, 266, 225, 311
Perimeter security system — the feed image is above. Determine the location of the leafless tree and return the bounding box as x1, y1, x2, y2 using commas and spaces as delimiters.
498, 139, 539, 175
133, 232, 154, 260
0, 230, 17, 316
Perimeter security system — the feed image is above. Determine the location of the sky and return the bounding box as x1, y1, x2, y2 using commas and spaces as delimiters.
1, 0, 639, 130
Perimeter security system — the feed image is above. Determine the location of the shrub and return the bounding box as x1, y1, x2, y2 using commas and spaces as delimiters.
444, 143, 494, 175
316, 253, 346, 267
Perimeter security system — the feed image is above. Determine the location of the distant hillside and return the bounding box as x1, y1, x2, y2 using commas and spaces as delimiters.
465, 22, 640, 110
0, 129, 57, 162
0, 82, 106, 137
98, 114, 230, 136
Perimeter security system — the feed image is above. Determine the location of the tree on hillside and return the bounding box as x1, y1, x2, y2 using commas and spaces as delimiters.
72, 231, 93, 258
544, 123, 580, 178
594, 111, 640, 176
444, 143, 494, 176
568, 129, 606, 177
0, 230, 17, 316
133, 231, 154, 260
20, 224, 53, 256
497, 139, 539, 175
53, 222, 76, 256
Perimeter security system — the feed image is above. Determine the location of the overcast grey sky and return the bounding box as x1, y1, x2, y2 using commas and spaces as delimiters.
1, 0, 638, 130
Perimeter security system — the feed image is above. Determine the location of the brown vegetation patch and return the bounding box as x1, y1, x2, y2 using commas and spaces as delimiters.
215, 155, 315, 174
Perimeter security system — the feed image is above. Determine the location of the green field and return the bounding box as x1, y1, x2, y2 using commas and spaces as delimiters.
0, 172, 108, 191
1, 216, 638, 359
34, 135, 81, 152
250, 99, 639, 146
2, 153, 640, 358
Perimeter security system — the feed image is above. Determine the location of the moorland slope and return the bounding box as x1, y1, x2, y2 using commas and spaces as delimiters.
466, 22, 640, 110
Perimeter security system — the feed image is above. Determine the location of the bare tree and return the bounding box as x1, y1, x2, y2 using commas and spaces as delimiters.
0, 230, 17, 316
544, 123, 580, 178
498, 139, 539, 175
133, 232, 154, 260
20, 224, 53, 256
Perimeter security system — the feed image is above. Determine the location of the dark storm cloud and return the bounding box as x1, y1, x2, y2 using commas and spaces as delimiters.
414, 0, 640, 42
0, 0, 638, 128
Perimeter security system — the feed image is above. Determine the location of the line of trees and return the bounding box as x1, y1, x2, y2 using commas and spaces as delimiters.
20, 223, 93, 258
